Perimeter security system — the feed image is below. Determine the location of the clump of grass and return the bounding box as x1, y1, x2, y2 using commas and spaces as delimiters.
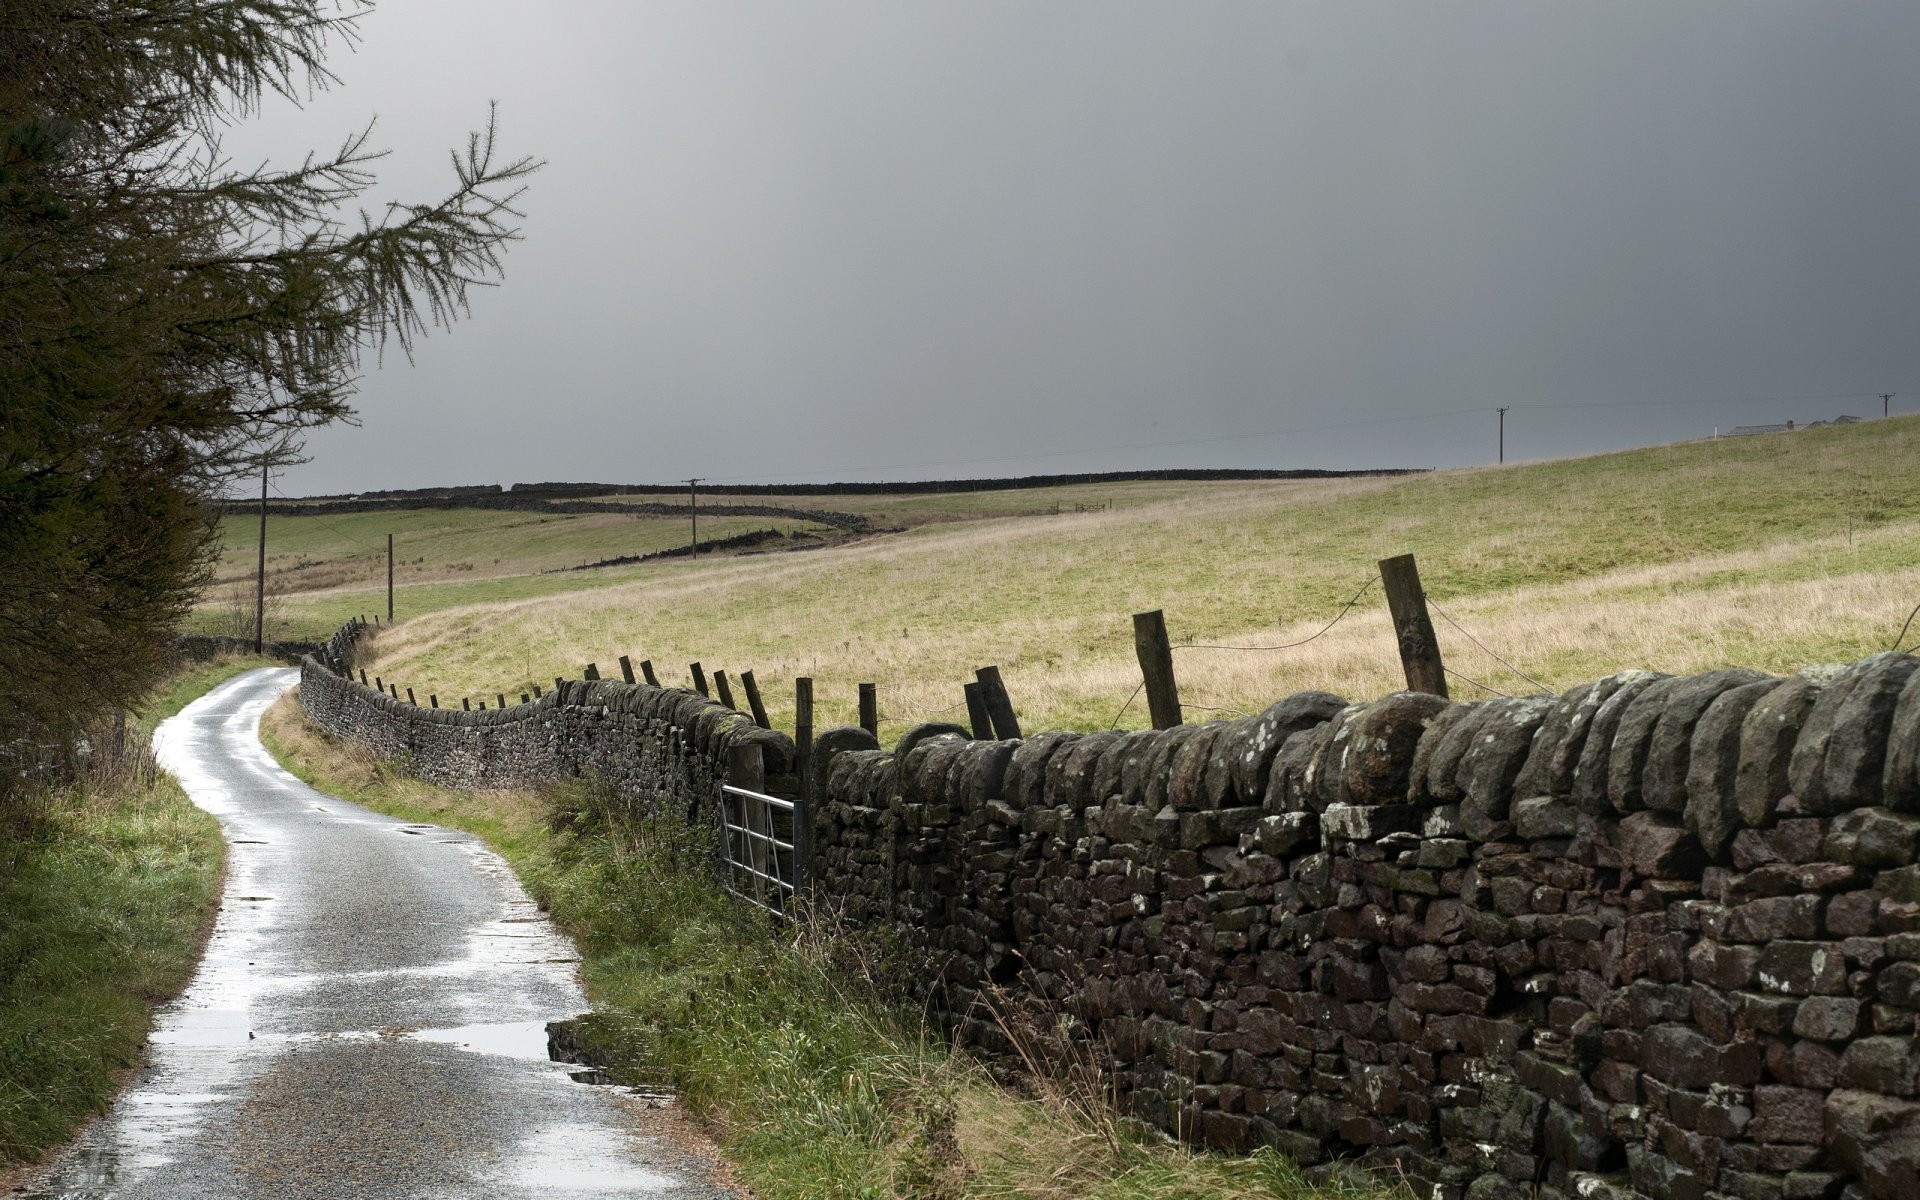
259, 694, 1409, 1200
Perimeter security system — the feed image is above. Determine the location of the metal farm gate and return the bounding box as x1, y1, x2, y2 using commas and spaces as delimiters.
717, 783, 808, 918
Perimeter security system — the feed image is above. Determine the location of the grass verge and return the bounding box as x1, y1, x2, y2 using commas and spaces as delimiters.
259, 692, 1401, 1200
0, 654, 270, 1174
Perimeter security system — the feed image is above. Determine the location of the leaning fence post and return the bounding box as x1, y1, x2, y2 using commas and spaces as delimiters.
462, 697, 470, 710
974, 666, 1022, 739
740, 670, 771, 729
496, 693, 506, 709
360, 669, 369, 685
1379, 553, 1448, 698
374, 675, 383, 692
1132, 609, 1183, 730
858, 682, 878, 737
584, 662, 600, 681
430, 695, 439, 708
640, 659, 660, 686
618, 655, 636, 684
714, 670, 737, 710
963, 682, 993, 739
690, 662, 709, 697
406, 688, 417, 705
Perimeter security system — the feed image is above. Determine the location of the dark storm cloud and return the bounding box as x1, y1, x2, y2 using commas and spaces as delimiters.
227, 2, 1920, 493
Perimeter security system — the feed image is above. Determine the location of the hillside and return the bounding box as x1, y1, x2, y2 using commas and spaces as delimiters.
339, 418, 1919, 735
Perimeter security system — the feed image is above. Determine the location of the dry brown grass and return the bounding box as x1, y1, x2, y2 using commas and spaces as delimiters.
351, 418, 1920, 736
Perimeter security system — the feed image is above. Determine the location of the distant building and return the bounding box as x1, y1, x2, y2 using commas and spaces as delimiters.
1724, 415, 1861, 437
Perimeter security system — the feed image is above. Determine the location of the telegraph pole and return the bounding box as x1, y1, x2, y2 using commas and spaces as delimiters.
386, 533, 394, 623
1882, 393, 1895, 419
686, 478, 702, 557
1497, 407, 1509, 464
254, 460, 268, 653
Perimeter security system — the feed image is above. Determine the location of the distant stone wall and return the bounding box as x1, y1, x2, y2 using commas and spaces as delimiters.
299, 631, 1920, 1200
175, 633, 324, 666
296, 654, 793, 824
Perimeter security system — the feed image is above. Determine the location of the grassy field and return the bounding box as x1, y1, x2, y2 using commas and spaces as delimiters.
259, 693, 1396, 1200
0, 656, 268, 1179
632, 478, 1334, 529
349, 416, 1920, 736
195, 504, 832, 641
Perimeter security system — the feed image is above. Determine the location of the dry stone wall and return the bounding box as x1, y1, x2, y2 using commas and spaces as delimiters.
298, 633, 1920, 1200
809, 655, 1920, 1200
296, 653, 794, 825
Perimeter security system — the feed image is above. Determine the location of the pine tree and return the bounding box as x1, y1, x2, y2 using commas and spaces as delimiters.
0, 1, 538, 762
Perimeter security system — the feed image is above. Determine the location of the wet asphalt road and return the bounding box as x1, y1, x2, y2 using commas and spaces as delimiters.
26, 668, 740, 1200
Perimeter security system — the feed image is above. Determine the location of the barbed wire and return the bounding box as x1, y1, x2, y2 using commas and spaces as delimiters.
1172, 576, 1379, 652
1891, 598, 1920, 654
1107, 681, 1146, 730
1444, 667, 1512, 698
1426, 598, 1555, 695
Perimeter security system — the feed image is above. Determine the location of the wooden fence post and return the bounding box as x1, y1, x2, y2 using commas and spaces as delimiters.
714, 670, 737, 710
618, 655, 636, 684
429, 695, 438, 708
795, 676, 815, 800
740, 670, 771, 729
532, 683, 542, 698
858, 683, 878, 737
1132, 609, 1183, 730
690, 662, 709, 697
963, 681, 992, 739
974, 666, 1022, 739
406, 688, 416, 705
359, 669, 368, 685
584, 662, 600, 681
640, 659, 660, 686
374, 675, 383, 692
497, 693, 506, 709
554, 676, 565, 693
461, 697, 470, 710
1379, 553, 1448, 698
521, 693, 531, 705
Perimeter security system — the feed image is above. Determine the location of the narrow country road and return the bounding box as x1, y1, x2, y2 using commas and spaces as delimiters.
27, 668, 739, 1200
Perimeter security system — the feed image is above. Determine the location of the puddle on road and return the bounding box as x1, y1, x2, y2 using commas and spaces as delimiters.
407, 1019, 555, 1060
149, 1009, 251, 1047
487, 1122, 678, 1194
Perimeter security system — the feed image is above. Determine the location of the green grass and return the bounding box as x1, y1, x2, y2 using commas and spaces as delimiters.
0, 658, 257, 1171
260, 694, 1401, 1200
362, 415, 1920, 736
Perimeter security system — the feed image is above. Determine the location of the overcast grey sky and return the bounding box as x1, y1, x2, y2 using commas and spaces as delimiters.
231, 2, 1920, 494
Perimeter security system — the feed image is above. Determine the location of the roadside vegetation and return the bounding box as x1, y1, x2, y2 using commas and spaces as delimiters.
0, 656, 270, 1176
259, 692, 1399, 1200
350, 416, 1920, 735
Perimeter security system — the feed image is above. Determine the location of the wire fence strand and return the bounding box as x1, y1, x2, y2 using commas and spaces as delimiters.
1172, 576, 1380, 652
1427, 598, 1555, 695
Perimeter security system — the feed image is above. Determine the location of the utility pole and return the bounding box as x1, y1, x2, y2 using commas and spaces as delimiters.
1882, 393, 1895, 419
686, 478, 702, 557
1497, 407, 1509, 464
254, 460, 268, 653
386, 533, 394, 623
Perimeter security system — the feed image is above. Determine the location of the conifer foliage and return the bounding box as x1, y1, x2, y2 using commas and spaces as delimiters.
0, 1, 537, 756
